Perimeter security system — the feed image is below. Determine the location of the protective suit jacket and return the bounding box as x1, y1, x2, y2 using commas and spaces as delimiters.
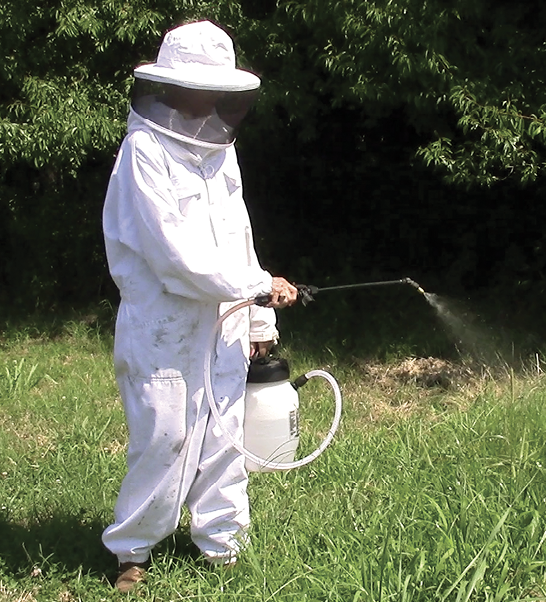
102, 112, 277, 564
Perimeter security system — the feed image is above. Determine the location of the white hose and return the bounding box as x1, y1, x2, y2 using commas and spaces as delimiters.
204, 299, 343, 471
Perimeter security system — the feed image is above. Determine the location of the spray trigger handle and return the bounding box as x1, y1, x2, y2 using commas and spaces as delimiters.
253, 284, 318, 308
296, 284, 318, 306
254, 294, 272, 307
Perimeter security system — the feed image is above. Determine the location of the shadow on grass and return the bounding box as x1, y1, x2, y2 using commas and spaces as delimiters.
0, 301, 117, 345
153, 525, 203, 564
0, 514, 113, 580
0, 513, 200, 583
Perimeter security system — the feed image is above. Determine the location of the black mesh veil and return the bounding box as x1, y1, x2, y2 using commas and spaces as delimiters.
131, 78, 259, 146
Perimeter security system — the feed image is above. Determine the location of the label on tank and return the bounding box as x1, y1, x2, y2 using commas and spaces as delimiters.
289, 410, 299, 439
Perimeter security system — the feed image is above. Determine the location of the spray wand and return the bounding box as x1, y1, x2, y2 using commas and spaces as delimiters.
255, 277, 426, 307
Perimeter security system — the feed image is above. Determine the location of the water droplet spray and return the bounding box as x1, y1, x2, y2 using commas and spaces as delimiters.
284, 278, 506, 367
410, 283, 504, 366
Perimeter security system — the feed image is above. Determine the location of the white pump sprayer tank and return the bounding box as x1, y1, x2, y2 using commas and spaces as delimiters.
204, 298, 343, 472
244, 358, 300, 472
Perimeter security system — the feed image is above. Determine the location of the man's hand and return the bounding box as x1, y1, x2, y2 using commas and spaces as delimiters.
268, 277, 298, 308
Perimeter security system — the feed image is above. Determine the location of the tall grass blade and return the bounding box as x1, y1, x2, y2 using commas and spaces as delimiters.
440, 509, 511, 601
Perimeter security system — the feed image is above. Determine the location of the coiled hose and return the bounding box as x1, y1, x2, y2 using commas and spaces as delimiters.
204, 299, 343, 471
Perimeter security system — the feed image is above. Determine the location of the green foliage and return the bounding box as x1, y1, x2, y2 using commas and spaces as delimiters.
244, 0, 546, 186
4, 0, 546, 184
0, 0, 225, 305
2, 0, 546, 305
0, 0, 208, 173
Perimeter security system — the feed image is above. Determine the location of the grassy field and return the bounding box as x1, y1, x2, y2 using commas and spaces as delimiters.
2, 303, 546, 601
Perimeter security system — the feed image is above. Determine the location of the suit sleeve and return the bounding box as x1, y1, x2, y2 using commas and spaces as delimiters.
249, 305, 279, 343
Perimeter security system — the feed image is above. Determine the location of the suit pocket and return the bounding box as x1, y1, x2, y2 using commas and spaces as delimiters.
128, 312, 201, 379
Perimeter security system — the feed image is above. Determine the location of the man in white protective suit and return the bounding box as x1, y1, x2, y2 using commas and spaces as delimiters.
102, 20, 298, 592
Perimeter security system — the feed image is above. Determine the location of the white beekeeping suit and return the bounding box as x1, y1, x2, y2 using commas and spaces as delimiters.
102, 21, 281, 574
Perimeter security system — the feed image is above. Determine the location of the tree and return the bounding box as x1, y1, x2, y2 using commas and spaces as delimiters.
0, 0, 228, 305
2, 0, 546, 308
240, 0, 546, 187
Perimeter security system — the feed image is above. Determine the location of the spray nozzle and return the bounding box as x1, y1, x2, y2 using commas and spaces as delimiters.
403, 278, 426, 295
297, 284, 318, 306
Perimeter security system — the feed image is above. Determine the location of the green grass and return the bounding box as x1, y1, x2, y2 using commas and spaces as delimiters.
2, 310, 546, 601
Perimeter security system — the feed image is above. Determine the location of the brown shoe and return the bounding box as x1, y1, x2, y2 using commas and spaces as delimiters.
115, 561, 148, 593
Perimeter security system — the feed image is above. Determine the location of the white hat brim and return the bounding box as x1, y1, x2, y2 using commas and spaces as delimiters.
134, 63, 260, 92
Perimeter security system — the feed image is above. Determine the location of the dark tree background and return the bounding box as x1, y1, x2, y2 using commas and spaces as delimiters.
2, 0, 546, 347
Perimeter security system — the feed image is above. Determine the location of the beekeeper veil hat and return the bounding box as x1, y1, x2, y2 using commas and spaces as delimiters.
131, 20, 261, 148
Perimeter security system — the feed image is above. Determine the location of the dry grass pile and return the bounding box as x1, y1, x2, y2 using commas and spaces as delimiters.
360, 356, 476, 391
341, 356, 503, 425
